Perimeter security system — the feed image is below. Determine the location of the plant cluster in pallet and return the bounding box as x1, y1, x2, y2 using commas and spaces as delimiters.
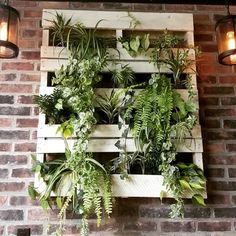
29, 13, 206, 236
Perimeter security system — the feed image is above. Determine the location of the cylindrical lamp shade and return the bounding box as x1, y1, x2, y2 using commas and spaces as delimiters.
0, 4, 19, 58
216, 15, 236, 65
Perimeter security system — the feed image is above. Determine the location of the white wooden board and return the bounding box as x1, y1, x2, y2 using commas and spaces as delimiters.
42, 10, 193, 32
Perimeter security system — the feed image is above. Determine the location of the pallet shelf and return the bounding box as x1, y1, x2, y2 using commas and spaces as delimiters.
35, 9, 204, 198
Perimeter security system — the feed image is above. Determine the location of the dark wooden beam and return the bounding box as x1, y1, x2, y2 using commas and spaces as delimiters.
23, 0, 236, 5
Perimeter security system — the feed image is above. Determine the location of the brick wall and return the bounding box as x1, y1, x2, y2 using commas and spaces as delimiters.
0, 1, 235, 235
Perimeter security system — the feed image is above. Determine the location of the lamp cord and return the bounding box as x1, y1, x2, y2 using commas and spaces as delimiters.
225, 0, 231, 15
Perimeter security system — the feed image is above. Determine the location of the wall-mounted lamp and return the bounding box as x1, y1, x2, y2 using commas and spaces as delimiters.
215, 4, 236, 65
0, 0, 19, 58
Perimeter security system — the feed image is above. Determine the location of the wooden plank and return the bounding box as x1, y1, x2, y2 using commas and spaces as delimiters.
42, 29, 49, 46
41, 46, 196, 62
37, 137, 203, 153
41, 58, 195, 74
42, 10, 193, 31
193, 152, 204, 170
37, 124, 202, 139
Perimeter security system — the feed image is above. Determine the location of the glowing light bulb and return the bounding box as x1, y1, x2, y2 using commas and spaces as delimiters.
226, 31, 236, 63
0, 22, 8, 41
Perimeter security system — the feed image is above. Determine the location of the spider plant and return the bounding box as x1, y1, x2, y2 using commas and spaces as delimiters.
95, 89, 121, 124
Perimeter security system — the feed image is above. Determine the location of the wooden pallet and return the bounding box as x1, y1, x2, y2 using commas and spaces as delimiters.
35, 10, 204, 198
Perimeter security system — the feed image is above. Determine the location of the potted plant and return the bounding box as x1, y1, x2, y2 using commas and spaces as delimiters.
29, 12, 206, 235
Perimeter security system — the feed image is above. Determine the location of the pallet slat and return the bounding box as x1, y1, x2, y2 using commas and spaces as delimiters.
42, 10, 193, 31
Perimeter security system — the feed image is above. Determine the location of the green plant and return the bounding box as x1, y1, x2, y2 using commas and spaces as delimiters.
34, 88, 75, 124
31, 12, 206, 234
111, 64, 135, 87
118, 33, 150, 57
30, 14, 113, 236
95, 89, 121, 124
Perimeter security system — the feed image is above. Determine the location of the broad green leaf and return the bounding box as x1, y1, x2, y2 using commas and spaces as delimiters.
179, 179, 192, 191
35, 165, 41, 173
192, 194, 206, 206
130, 36, 140, 52
62, 128, 73, 139
55, 99, 63, 110
190, 182, 205, 190
177, 162, 188, 169
160, 190, 166, 202
122, 42, 130, 51
40, 198, 50, 210
141, 34, 150, 51
28, 185, 38, 200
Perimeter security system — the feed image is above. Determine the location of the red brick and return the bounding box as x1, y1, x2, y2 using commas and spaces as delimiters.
39, 2, 69, 8
207, 131, 236, 140
23, 10, 42, 18
2, 62, 34, 71
132, 3, 162, 11
204, 143, 225, 153
10, 196, 39, 206
0, 197, 7, 207
124, 221, 157, 231
204, 87, 234, 95
18, 39, 37, 49
0, 210, 23, 221
0, 131, 29, 140
12, 0, 38, 7
205, 109, 235, 117
229, 168, 236, 178
165, 4, 194, 11
226, 144, 236, 152
196, 5, 225, 11
12, 168, 33, 178
199, 97, 219, 105
16, 118, 38, 128
0, 182, 25, 192
207, 155, 236, 165
17, 95, 34, 104
22, 29, 42, 39
161, 221, 196, 232
219, 76, 236, 84
205, 168, 224, 178
20, 74, 40, 82
7, 225, 43, 235
197, 75, 217, 84
206, 194, 230, 205
194, 24, 215, 33
198, 64, 232, 75
222, 98, 236, 106
21, 51, 40, 60
0, 169, 8, 178
0, 107, 31, 116
28, 209, 58, 221
224, 120, 236, 129
0, 118, 13, 127
209, 181, 236, 191
194, 14, 210, 22
198, 221, 231, 232
0, 143, 12, 152
195, 34, 214, 42
0, 155, 27, 165
201, 119, 221, 128
0, 95, 14, 104
0, 73, 16, 81
14, 143, 36, 152
0, 84, 32, 93
20, 20, 38, 28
